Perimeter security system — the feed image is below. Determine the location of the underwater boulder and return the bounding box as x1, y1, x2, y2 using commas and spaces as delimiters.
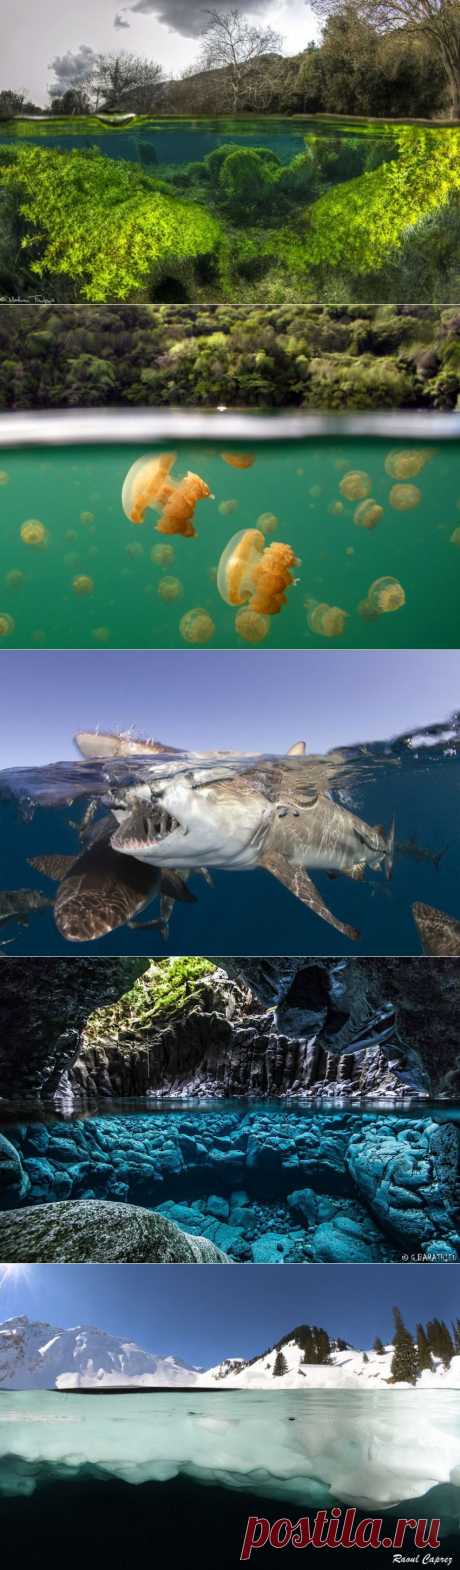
0, 1199, 230, 1263
0, 1133, 30, 1201
310, 1217, 382, 1263
346, 1119, 459, 1244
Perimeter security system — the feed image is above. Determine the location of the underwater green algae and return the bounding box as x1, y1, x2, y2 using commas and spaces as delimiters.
1, 123, 460, 302
0, 146, 223, 302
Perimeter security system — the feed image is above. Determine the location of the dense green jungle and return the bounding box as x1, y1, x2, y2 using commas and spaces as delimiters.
0, 304, 459, 411
1, 124, 460, 304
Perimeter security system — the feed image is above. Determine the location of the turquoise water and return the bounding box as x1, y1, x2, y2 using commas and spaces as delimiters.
1, 435, 459, 648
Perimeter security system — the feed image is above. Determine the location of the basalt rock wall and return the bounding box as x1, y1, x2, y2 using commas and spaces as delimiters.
0, 959, 148, 1100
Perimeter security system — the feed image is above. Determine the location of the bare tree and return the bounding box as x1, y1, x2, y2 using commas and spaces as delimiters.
198, 9, 284, 111
66, 53, 164, 114
310, 0, 460, 116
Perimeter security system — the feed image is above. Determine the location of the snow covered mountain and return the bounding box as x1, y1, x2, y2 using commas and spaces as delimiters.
0, 1317, 199, 1390
1, 1317, 460, 1390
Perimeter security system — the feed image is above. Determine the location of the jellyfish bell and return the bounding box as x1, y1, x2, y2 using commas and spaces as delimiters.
126, 541, 144, 558
0, 613, 15, 637
384, 448, 435, 480
179, 608, 215, 645
221, 452, 255, 470
156, 472, 213, 539
339, 471, 371, 502
389, 484, 421, 511
80, 511, 95, 526
157, 576, 183, 602
328, 500, 344, 516
257, 512, 279, 535
121, 453, 177, 525
354, 499, 384, 530
235, 608, 270, 644
450, 527, 460, 546
368, 576, 406, 612
0, 470, 9, 484
92, 626, 110, 643
151, 542, 174, 566
72, 575, 94, 596
20, 519, 48, 548
357, 597, 380, 623
217, 528, 299, 617
5, 570, 25, 590
306, 600, 348, 637
218, 499, 239, 516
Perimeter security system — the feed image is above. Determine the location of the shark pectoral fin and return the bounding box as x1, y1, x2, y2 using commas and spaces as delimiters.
340, 862, 366, 883
160, 871, 197, 905
198, 866, 214, 886
127, 917, 163, 930
28, 855, 76, 881
260, 851, 360, 941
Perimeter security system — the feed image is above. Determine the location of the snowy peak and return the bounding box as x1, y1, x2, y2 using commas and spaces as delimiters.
0, 1316, 197, 1390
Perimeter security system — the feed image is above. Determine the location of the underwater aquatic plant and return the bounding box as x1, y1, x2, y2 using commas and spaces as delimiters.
0, 146, 224, 302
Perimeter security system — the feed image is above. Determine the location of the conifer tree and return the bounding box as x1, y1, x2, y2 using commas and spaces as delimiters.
273, 1350, 288, 1378
416, 1323, 433, 1374
373, 1337, 385, 1355
390, 1306, 418, 1386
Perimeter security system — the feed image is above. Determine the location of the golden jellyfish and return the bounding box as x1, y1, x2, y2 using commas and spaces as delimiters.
339, 471, 371, 502
257, 512, 279, 535
354, 498, 384, 531
305, 599, 348, 638
5, 570, 25, 590
32, 628, 45, 644
0, 470, 9, 485
368, 576, 406, 613
72, 575, 94, 596
180, 609, 215, 645
308, 485, 322, 500
357, 597, 379, 623
92, 626, 111, 643
384, 448, 434, 480
345, 547, 355, 557
220, 452, 255, 470
218, 499, 239, 517
126, 541, 144, 559
450, 527, 460, 546
65, 529, 78, 543
156, 472, 213, 539
121, 452, 177, 525
328, 500, 344, 516
0, 613, 14, 637
151, 542, 174, 566
158, 576, 183, 602
217, 529, 299, 617
20, 519, 48, 548
80, 511, 95, 526
235, 608, 270, 644
389, 484, 421, 511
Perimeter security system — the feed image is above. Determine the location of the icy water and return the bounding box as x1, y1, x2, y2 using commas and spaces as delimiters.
0, 1390, 459, 1568
0, 719, 458, 955
1, 434, 459, 649
1, 1101, 459, 1263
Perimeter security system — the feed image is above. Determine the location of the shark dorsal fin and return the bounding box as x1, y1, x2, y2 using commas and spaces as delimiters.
287, 741, 306, 756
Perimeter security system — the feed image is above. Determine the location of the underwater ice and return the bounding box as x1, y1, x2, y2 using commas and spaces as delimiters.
1, 1391, 460, 1512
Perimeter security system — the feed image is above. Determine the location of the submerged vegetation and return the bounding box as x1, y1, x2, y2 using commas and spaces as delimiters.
1, 125, 460, 303
0, 302, 458, 412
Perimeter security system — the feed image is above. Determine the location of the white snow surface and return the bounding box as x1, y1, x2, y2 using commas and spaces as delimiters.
1, 1317, 460, 1391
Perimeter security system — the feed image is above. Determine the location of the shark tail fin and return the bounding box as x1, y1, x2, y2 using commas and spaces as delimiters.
385, 816, 396, 880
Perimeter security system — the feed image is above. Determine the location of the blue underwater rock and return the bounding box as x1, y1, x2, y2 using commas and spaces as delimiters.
2, 1105, 459, 1263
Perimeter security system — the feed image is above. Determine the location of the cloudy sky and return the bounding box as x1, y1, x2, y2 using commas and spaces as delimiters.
1, 0, 318, 107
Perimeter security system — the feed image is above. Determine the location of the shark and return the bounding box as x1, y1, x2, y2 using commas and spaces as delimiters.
73, 731, 394, 943
28, 813, 197, 943
412, 901, 460, 957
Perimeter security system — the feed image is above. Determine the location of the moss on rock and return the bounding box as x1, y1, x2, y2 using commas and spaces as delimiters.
0, 1198, 230, 1262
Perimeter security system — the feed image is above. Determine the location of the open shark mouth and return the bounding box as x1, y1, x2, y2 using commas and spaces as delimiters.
110, 803, 182, 854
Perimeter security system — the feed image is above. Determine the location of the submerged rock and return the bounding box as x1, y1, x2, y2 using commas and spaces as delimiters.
346, 1119, 459, 1245
0, 1199, 230, 1264
0, 1133, 30, 1201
